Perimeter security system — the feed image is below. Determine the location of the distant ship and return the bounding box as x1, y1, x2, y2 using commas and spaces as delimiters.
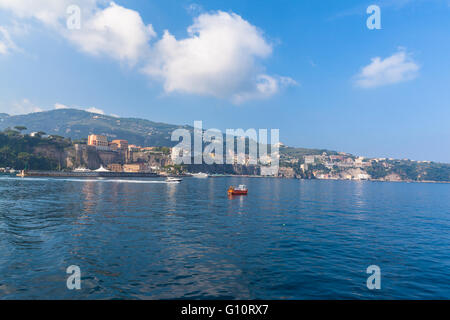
191, 172, 209, 178
73, 167, 91, 172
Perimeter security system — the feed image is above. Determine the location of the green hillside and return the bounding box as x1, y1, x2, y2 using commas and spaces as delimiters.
0, 109, 191, 147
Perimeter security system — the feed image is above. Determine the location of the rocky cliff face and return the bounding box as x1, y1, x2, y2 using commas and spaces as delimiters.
33, 145, 66, 168
33, 144, 124, 170
66, 144, 123, 169
65, 145, 100, 169
131, 151, 172, 168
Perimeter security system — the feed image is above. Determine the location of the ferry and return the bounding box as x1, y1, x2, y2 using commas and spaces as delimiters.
73, 167, 92, 172
228, 184, 248, 196
191, 172, 209, 178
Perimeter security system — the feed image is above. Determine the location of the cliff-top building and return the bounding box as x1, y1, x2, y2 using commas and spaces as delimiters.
110, 139, 129, 151
88, 134, 109, 151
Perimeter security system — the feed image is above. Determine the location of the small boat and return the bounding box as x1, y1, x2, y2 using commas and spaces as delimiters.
166, 177, 183, 183
17, 170, 26, 178
191, 172, 209, 178
228, 184, 248, 195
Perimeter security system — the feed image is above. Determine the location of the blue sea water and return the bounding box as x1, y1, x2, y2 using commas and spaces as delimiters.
0, 176, 449, 299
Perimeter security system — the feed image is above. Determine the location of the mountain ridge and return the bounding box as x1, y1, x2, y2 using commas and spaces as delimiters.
0, 109, 192, 148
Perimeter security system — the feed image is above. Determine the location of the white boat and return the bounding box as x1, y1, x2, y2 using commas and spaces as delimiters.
191, 172, 209, 178
73, 167, 91, 172
166, 177, 183, 183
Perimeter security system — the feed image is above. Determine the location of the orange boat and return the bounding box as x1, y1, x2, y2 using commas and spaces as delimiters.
228, 185, 248, 195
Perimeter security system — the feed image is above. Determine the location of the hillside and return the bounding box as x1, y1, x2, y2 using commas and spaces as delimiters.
0, 109, 334, 155
0, 129, 70, 170
0, 109, 191, 148
0, 110, 449, 181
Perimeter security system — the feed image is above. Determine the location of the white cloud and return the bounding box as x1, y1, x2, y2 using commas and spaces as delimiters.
56, 103, 105, 115
143, 11, 295, 103
0, 0, 98, 27
54, 103, 70, 109
355, 49, 420, 88
0, 26, 18, 54
1, 100, 108, 115
85, 107, 105, 114
65, 2, 156, 64
0, 3, 295, 103
0, 1, 154, 64
10, 98, 43, 115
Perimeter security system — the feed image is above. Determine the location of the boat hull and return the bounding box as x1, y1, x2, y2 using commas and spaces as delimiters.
228, 190, 248, 195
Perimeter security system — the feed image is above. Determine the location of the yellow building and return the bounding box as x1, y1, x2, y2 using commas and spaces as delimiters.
107, 164, 123, 172
123, 163, 146, 173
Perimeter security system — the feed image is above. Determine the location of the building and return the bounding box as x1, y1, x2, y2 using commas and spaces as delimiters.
123, 163, 147, 173
111, 139, 128, 151
260, 166, 278, 176
128, 144, 141, 152
88, 134, 109, 150
357, 173, 371, 180
107, 163, 123, 172
355, 156, 365, 165
304, 155, 315, 164
330, 155, 345, 162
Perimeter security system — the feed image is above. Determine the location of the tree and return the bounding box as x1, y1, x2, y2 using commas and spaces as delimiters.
14, 126, 27, 132
34, 131, 47, 138
17, 152, 32, 169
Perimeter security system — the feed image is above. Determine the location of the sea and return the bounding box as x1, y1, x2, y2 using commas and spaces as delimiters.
0, 175, 449, 299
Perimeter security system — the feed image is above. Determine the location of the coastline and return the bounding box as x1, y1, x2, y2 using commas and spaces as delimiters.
7, 171, 448, 184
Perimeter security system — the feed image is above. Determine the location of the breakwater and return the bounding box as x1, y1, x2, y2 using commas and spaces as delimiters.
21, 170, 160, 178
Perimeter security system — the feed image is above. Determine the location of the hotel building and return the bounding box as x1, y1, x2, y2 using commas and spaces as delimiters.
88, 134, 109, 151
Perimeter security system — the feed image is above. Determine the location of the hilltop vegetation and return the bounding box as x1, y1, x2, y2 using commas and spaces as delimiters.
0, 128, 70, 170
0, 109, 189, 148
368, 160, 450, 182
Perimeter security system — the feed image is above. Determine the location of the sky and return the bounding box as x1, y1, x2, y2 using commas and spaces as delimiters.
0, 0, 449, 162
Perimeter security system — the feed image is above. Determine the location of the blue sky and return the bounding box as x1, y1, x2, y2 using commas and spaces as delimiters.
0, 0, 449, 162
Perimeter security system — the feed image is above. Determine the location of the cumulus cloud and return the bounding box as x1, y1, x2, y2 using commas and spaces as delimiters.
0, 1, 154, 64
355, 49, 419, 88
0, 2, 295, 103
65, 2, 156, 64
143, 11, 296, 103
